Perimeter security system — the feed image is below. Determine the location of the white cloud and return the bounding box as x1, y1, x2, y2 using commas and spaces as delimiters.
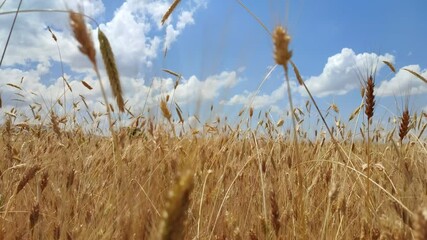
0, 0, 209, 124
222, 48, 400, 111
112, 70, 240, 113
223, 48, 398, 112
0, 0, 105, 67
300, 48, 394, 97
164, 10, 195, 51
1, 64, 240, 125
174, 71, 239, 103
1, 0, 206, 73
377, 65, 427, 96
98, 1, 162, 73
223, 79, 297, 109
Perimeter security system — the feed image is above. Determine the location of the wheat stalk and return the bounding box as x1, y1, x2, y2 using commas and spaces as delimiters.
364, 75, 375, 121
16, 165, 41, 194
29, 203, 40, 231
273, 25, 306, 238
161, 0, 181, 25
404, 68, 427, 84
157, 169, 194, 240
39, 171, 48, 193
0, 0, 23, 68
69, 11, 119, 150
160, 99, 172, 121
414, 207, 427, 240
269, 190, 280, 237
383, 60, 396, 73
364, 74, 375, 232
273, 26, 292, 71
399, 108, 410, 143
98, 29, 125, 112
50, 111, 61, 138
69, 11, 96, 67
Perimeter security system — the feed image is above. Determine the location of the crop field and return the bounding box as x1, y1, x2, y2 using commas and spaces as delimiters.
0, 1, 426, 239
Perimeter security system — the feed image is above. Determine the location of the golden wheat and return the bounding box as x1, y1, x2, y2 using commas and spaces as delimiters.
414, 207, 427, 240
157, 169, 194, 240
16, 165, 41, 194
273, 26, 292, 69
160, 99, 172, 121
364, 75, 375, 120
98, 29, 125, 112
399, 108, 410, 142
0, 3, 426, 240
161, 0, 181, 25
69, 11, 96, 67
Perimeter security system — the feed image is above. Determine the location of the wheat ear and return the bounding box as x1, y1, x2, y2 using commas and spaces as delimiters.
157, 169, 194, 240
269, 190, 280, 237
399, 108, 410, 143
69, 11, 96, 67
98, 29, 125, 112
365, 75, 375, 121
161, 0, 181, 25
414, 207, 427, 240
16, 165, 41, 194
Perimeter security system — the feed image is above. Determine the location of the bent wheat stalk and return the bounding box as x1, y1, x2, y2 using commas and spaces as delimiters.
0, 0, 23, 68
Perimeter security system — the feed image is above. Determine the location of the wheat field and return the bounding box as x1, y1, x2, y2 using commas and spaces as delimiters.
1, 2, 427, 240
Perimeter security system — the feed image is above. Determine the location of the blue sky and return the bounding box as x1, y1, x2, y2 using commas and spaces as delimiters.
1, 0, 427, 131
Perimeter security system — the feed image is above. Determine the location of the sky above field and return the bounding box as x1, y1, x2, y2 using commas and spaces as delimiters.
1, 0, 427, 129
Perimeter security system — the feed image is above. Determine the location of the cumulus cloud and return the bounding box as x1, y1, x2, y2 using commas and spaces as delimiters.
0, 0, 105, 68
109, 70, 240, 115
98, 1, 163, 73
376, 65, 427, 96
163, 10, 195, 51
1, 0, 205, 71
0, 0, 210, 124
174, 71, 239, 103
300, 48, 394, 97
223, 48, 402, 111
97, 0, 204, 74
0, 62, 240, 124
223, 79, 297, 110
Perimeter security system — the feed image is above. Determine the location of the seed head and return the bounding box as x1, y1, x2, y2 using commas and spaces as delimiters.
69, 11, 96, 67
399, 108, 410, 141
273, 26, 292, 69
364, 75, 375, 120
160, 99, 172, 121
